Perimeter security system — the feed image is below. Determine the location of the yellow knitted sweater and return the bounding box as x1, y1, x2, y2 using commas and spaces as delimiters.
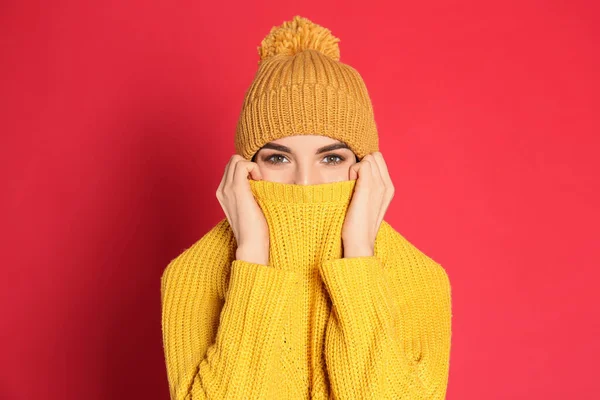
160, 179, 452, 400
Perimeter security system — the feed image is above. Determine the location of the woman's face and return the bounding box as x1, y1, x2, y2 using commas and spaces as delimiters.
252, 135, 359, 185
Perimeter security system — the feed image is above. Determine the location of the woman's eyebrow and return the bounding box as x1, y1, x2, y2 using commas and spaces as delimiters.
260, 142, 350, 154
315, 142, 350, 154
260, 143, 292, 153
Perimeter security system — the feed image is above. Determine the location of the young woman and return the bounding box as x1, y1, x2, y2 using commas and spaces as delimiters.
161, 15, 452, 400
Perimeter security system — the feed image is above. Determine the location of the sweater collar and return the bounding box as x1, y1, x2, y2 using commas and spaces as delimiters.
248, 179, 357, 204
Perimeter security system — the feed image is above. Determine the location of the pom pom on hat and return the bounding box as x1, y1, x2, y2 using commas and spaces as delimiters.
257, 15, 341, 64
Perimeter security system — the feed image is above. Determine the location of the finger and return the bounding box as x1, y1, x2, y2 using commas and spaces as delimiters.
363, 153, 388, 235
216, 157, 236, 232
372, 151, 393, 188
225, 155, 245, 226
248, 162, 263, 181
363, 153, 382, 183
217, 155, 235, 193
371, 152, 394, 229
349, 161, 359, 181
226, 154, 244, 186
232, 159, 259, 187
353, 159, 372, 185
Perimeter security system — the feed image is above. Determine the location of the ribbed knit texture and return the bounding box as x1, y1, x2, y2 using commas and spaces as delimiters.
160, 179, 452, 399
234, 15, 379, 161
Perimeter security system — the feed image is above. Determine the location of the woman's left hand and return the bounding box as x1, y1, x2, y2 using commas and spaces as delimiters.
342, 151, 395, 258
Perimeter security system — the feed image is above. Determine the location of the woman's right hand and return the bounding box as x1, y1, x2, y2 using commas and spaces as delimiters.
216, 154, 270, 266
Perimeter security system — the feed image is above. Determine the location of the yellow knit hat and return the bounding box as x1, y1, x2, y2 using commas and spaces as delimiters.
235, 15, 379, 161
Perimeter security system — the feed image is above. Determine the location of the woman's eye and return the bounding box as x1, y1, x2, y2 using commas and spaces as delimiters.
323, 154, 344, 165
265, 154, 289, 165
264, 154, 345, 165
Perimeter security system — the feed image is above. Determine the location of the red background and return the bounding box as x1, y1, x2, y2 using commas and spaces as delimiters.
2, 1, 599, 399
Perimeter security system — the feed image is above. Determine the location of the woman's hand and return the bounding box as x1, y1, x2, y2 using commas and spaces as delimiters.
216, 154, 270, 265
342, 151, 395, 258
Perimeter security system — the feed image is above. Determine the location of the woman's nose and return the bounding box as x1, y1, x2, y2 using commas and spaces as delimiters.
293, 166, 322, 185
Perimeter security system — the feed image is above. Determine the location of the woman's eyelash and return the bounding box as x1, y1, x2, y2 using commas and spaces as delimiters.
322, 154, 345, 164
263, 153, 345, 165
263, 154, 289, 164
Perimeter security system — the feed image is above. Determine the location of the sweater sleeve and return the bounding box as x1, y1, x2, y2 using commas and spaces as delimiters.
319, 254, 452, 399
161, 253, 299, 400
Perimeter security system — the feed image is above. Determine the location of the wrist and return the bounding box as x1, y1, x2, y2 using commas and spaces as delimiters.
342, 244, 374, 258
236, 245, 270, 266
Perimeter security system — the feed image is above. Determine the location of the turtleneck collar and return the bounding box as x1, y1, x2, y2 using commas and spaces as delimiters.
248, 179, 357, 204
247, 179, 358, 275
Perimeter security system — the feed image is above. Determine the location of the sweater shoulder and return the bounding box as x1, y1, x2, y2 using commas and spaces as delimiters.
160, 218, 235, 297
376, 220, 450, 281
